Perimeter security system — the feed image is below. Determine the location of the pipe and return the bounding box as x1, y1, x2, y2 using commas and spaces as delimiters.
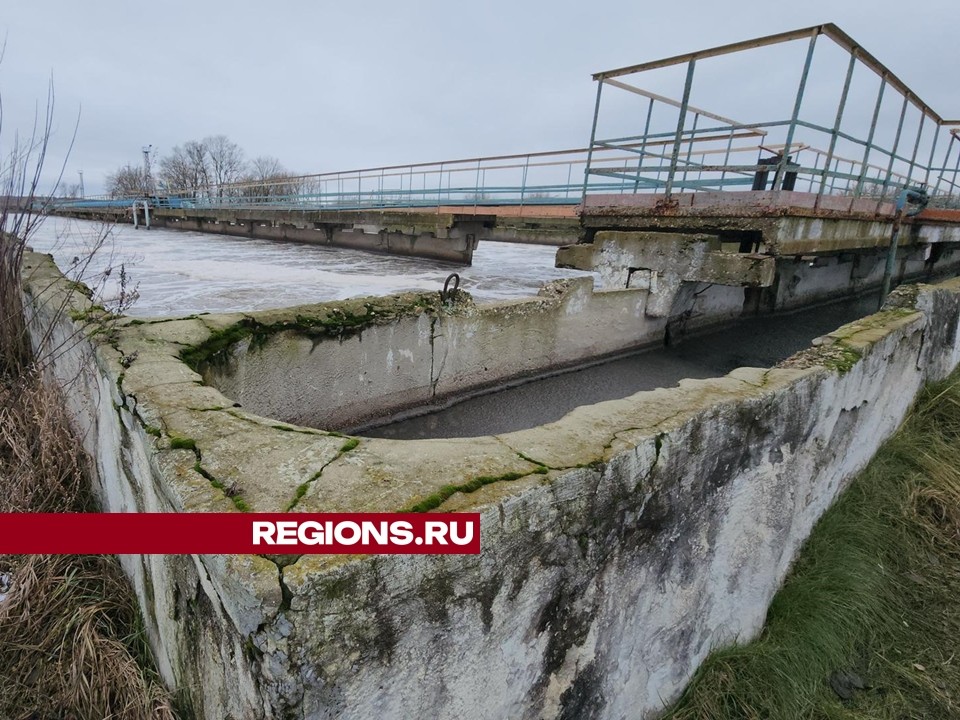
879, 186, 929, 307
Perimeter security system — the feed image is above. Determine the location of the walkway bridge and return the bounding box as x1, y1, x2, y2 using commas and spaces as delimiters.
52, 23, 960, 269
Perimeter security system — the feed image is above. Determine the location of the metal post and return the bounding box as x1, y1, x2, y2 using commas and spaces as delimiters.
681, 112, 700, 188
877, 95, 909, 211
940, 135, 959, 196
906, 115, 926, 186
827, 156, 839, 195
132, 203, 138, 229
923, 123, 942, 191
775, 31, 818, 191
953, 144, 960, 198
816, 49, 857, 206
808, 151, 820, 192
855, 76, 887, 197
474, 159, 481, 211
581, 79, 605, 208
519, 155, 530, 215
143, 200, 150, 229
880, 208, 905, 307
437, 162, 444, 213
664, 59, 696, 198
720, 127, 736, 187
633, 98, 655, 192
880, 190, 908, 308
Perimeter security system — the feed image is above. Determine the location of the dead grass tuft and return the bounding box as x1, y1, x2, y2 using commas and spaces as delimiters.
0, 370, 178, 720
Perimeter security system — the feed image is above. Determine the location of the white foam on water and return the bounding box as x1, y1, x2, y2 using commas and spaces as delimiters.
25, 215, 593, 317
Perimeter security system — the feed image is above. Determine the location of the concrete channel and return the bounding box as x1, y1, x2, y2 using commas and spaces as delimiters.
362, 292, 882, 439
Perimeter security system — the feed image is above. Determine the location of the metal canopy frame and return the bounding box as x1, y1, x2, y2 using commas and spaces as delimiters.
584, 23, 960, 207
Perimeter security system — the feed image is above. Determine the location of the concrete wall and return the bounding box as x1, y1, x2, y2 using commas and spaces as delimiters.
20, 249, 960, 720
20, 257, 283, 719
203, 277, 755, 432
54, 206, 484, 264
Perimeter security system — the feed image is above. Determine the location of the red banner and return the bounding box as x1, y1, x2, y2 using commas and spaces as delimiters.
0, 513, 481, 554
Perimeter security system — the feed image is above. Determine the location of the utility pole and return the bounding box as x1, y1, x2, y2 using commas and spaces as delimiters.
77, 170, 85, 199
142, 145, 153, 195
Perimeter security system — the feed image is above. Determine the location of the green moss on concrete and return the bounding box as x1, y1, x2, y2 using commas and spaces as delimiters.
169, 435, 197, 452
179, 293, 450, 372
193, 462, 250, 512
286, 482, 313, 511
516, 451, 551, 470
822, 344, 863, 374
65, 280, 94, 299
404, 467, 547, 513
144, 425, 162, 438
69, 304, 111, 323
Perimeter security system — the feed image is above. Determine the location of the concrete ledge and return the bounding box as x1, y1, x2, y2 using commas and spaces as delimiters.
20, 249, 960, 719
582, 191, 960, 255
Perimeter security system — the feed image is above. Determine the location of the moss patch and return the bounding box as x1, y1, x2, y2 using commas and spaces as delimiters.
285, 437, 363, 511
179, 293, 451, 372
404, 466, 548, 513
168, 435, 197, 452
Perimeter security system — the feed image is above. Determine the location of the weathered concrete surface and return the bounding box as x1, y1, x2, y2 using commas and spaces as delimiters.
561, 229, 960, 319
196, 274, 759, 432
53, 206, 489, 264
557, 231, 775, 317
582, 190, 960, 256
20, 246, 960, 719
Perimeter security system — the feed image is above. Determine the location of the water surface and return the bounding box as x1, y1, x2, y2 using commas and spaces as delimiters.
26, 216, 592, 317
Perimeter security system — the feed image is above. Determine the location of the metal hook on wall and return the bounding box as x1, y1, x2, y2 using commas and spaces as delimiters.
440, 273, 461, 304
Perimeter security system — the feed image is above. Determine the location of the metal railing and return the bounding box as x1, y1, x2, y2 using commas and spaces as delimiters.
52, 25, 959, 216
54, 145, 673, 214
584, 23, 960, 209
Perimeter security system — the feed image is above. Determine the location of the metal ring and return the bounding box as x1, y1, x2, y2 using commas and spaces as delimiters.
441, 273, 461, 302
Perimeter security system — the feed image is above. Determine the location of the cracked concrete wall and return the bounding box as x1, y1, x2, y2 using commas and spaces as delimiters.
21, 255, 283, 720
274, 283, 960, 720
20, 248, 960, 720
204, 278, 667, 431
204, 277, 755, 432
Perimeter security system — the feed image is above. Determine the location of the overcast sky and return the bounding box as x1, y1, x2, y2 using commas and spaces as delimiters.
2, 1, 957, 194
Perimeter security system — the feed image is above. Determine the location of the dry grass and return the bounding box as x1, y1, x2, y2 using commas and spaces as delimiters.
0, 370, 178, 720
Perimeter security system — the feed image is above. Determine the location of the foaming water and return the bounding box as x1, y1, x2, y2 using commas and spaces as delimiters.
25, 216, 592, 317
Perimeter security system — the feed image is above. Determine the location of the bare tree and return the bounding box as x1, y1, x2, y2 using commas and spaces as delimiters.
59, 181, 82, 198
0, 73, 69, 373
204, 134, 246, 196
240, 155, 302, 200
105, 163, 150, 198
158, 140, 210, 197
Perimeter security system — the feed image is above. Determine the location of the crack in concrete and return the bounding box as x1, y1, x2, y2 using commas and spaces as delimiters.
284, 438, 361, 512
